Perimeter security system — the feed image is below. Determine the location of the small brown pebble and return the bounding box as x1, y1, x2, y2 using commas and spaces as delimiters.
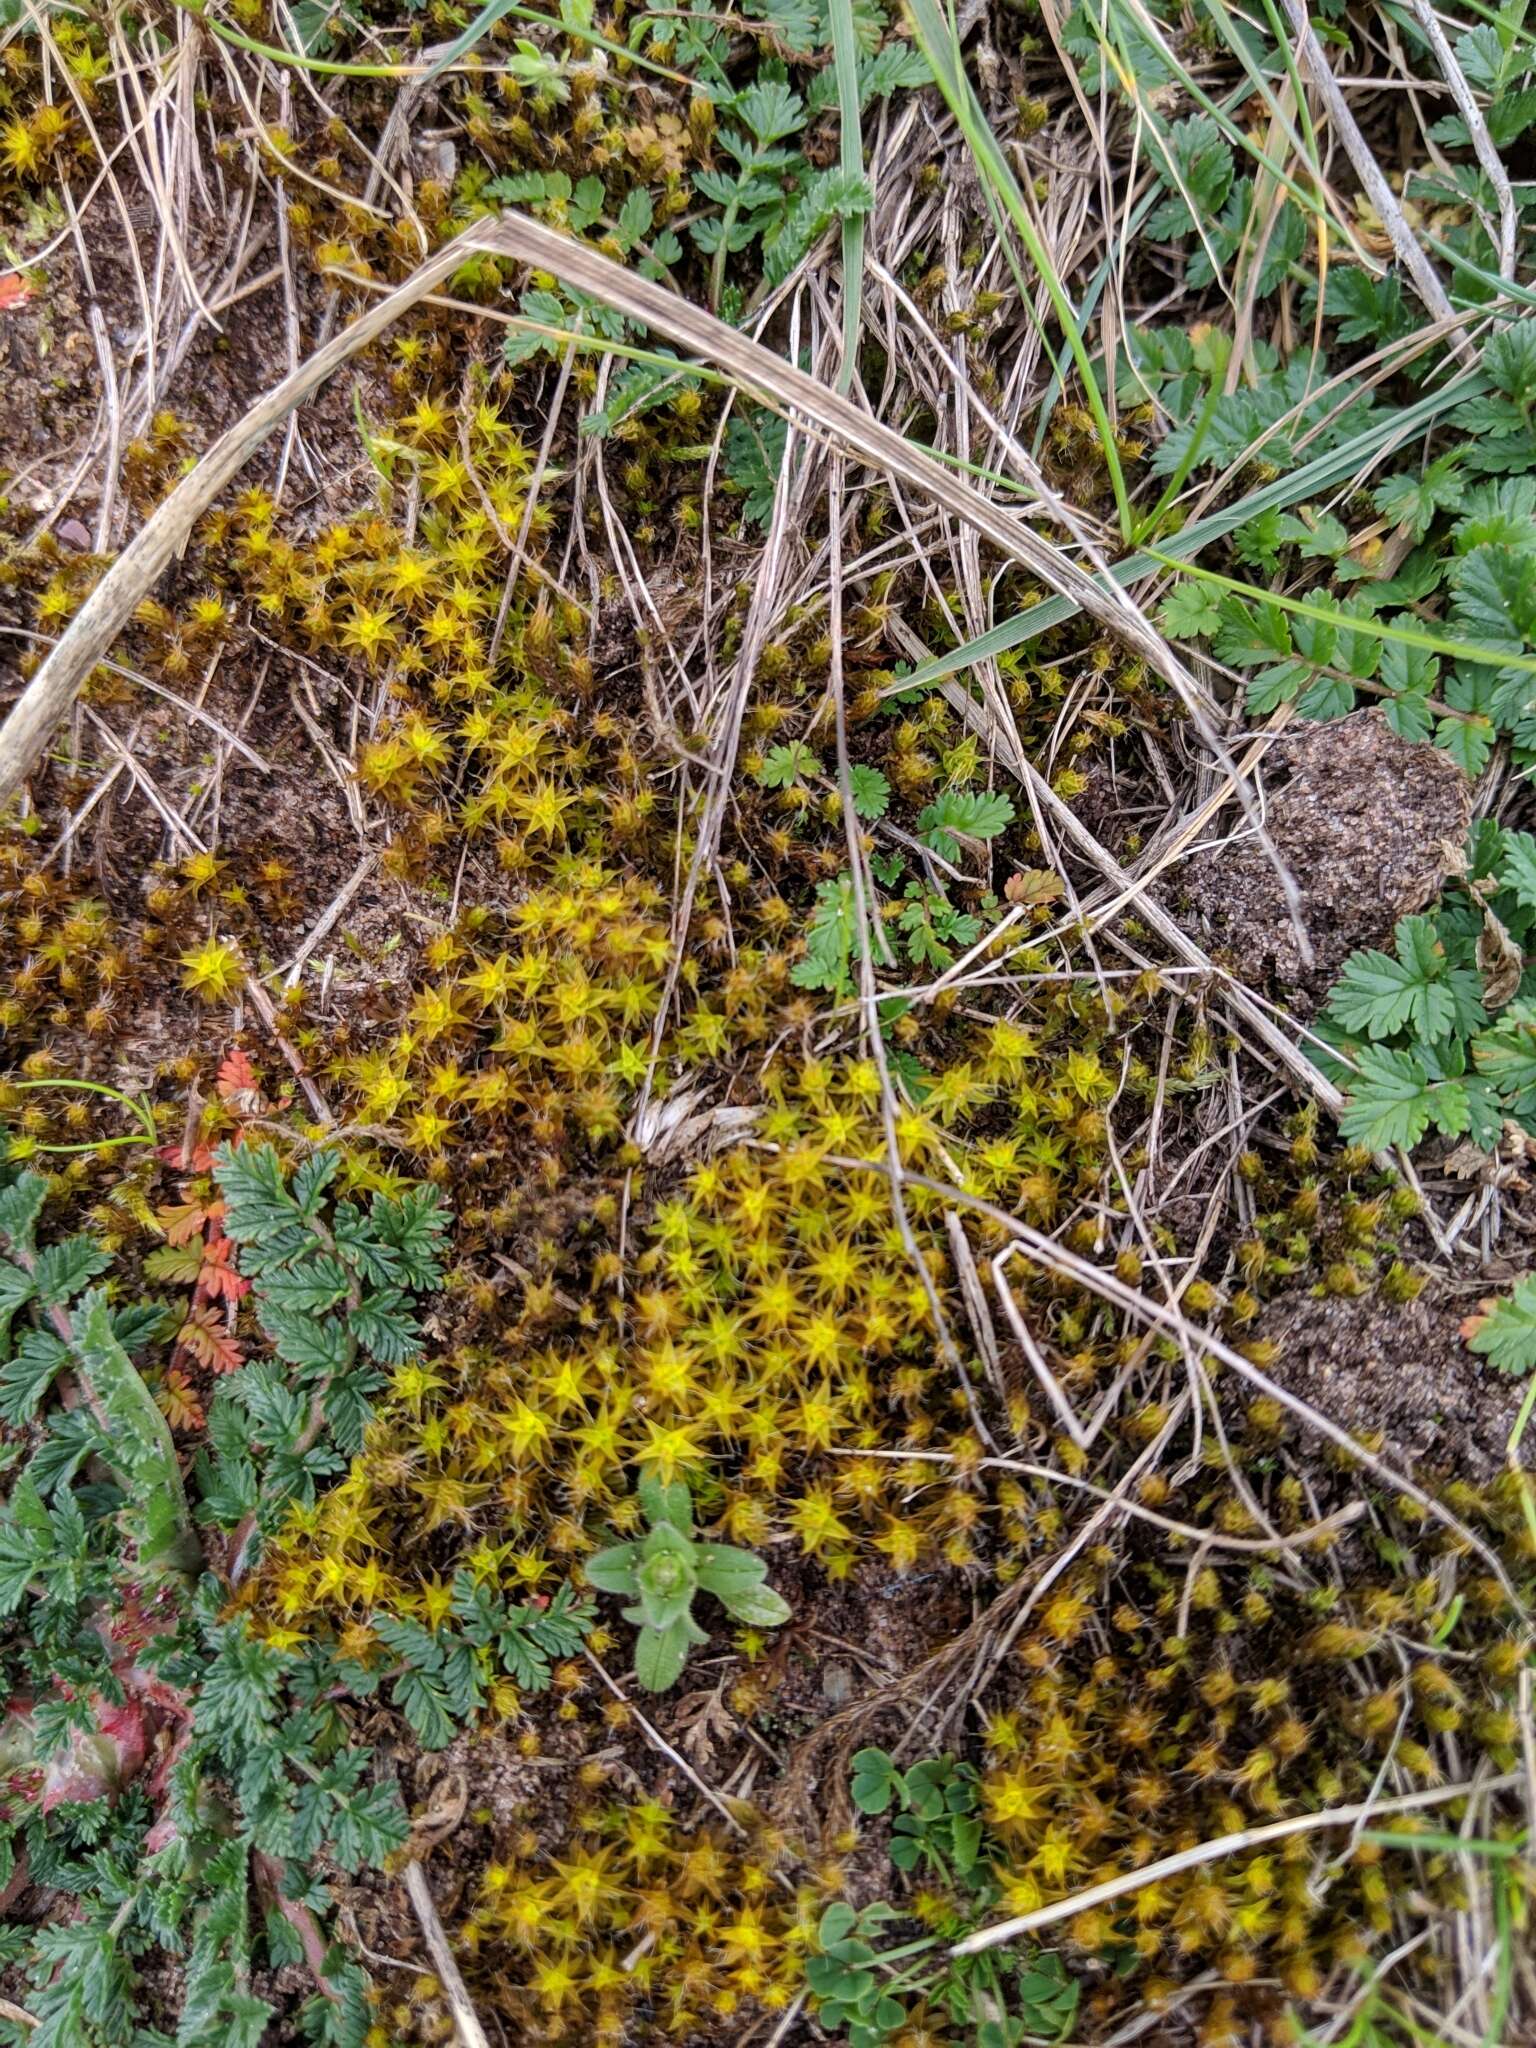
820, 1660, 854, 1705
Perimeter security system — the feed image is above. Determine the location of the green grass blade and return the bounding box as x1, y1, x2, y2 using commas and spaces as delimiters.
1143, 544, 1536, 678
902, 364, 1487, 689
1362, 1829, 1527, 1858
1094, 0, 1346, 242
182, 0, 696, 88
905, 0, 1134, 538
827, 0, 866, 396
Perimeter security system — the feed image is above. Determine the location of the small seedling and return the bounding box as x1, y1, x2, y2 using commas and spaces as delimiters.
806, 1903, 910, 2045
584, 1475, 791, 1689
851, 1747, 984, 1878
825, 1748, 1084, 2045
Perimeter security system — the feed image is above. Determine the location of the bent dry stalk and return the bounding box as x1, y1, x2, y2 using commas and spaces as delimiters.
1, 208, 1257, 809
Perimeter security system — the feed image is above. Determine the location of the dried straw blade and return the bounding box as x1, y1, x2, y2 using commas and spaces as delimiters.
2, 209, 1204, 807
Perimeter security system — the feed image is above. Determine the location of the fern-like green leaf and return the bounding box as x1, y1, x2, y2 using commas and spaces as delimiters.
1464, 1276, 1536, 1375
916, 789, 1015, 861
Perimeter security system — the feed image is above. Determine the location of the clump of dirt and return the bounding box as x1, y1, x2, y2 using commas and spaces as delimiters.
1177, 709, 1470, 1010
1255, 1282, 1525, 1482
767, 1562, 972, 1730
755, 1564, 977, 1860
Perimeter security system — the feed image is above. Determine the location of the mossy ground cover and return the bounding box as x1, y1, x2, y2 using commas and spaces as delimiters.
0, 0, 1533, 2042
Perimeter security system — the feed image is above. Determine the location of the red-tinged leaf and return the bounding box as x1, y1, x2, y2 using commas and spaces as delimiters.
0, 275, 34, 313
143, 1242, 203, 1286
156, 1369, 206, 1432
172, 1314, 214, 1369
1004, 867, 1065, 909
217, 1048, 270, 1114
175, 1304, 244, 1375
1459, 1313, 1489, 1344
161, 1138, 216, 1173
154, 1200, 211, 1246
198, 1233, 250, 1303
217, 1048, 255, 1095
145, 1813, 181, 1854
43, 1699, 148, 1810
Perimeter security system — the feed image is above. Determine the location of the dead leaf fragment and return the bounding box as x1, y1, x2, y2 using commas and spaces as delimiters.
1442, 1140, 1490, 1179
672, 1683, 737, 1769
411, 1769, 469, 1852
1477, 910, 1523, 1010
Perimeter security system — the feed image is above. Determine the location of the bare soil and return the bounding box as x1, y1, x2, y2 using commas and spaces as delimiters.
1175, 708, 1471, 1012
1255, 1281, 1526, 1483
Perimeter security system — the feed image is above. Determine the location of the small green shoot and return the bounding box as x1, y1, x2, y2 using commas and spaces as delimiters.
584, 1475, 790, 1690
